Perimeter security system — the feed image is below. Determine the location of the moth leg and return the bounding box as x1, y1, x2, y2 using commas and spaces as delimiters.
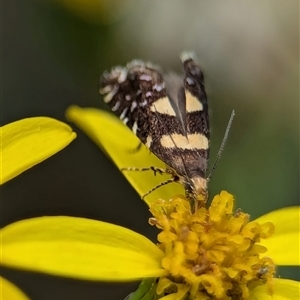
120, 166, 170, 177
141, 178, 176, 199
126, 142, 143, 154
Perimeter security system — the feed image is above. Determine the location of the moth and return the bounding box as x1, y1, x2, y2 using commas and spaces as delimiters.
99, 53, 229, 205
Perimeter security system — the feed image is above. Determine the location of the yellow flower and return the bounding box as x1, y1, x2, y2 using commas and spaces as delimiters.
150, 191, 278, 299
1, 117, 76, 299
1, 194, 299, 299
1, 107, 299, 299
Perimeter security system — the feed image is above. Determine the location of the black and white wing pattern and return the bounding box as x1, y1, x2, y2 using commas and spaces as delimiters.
99, 52, 210, 199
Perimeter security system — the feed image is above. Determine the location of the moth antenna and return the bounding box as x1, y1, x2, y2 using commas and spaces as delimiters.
207, 110, 235, 181
141, 178, 176, 199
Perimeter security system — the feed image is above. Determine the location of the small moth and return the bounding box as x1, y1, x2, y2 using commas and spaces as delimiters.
100, 53, 214, 204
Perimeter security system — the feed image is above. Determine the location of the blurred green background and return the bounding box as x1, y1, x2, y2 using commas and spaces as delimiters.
2, 1, 299, 299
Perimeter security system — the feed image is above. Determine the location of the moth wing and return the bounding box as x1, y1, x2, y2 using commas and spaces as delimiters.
148, 55, 210, 182
181, 54, 209, 138
100, 61, 167, 145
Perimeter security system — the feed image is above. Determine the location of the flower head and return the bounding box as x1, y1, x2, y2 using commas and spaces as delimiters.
2, 190, 299, 300
150, 191, 275, 299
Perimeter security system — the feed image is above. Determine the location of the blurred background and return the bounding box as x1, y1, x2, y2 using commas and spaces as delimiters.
2, 0, 299, 299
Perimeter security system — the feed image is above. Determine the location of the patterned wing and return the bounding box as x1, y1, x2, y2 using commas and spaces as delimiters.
100, 53, 210, 199
146, 53, 210, 180
99, 60, 167, 146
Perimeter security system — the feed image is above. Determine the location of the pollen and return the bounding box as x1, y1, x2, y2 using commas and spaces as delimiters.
149, 191, 275, 300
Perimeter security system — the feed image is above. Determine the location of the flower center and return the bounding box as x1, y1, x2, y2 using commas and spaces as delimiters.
149, 191, 275, 300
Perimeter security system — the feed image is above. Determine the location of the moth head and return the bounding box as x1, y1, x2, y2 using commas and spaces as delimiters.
186, 176, 208, 204
191, 176, 207, 197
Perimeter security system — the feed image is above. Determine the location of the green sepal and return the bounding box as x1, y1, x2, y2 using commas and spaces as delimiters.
126, 278, 157, 300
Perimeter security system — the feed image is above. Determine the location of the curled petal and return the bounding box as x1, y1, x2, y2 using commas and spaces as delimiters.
66, 105, 184, 205
1, 276, 30, 300
1, 117, 76, 184
255, 206, 300, 266
1, 216, 164, 280
249, 278, 300, 300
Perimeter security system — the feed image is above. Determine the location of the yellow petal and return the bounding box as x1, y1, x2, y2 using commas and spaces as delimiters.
0, 277, 30, 300
255, 206, 300, 265
249, 278, 300, 300
1, 216, 164, 281
66, 106, 184, 205
1, 117, 76, 184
